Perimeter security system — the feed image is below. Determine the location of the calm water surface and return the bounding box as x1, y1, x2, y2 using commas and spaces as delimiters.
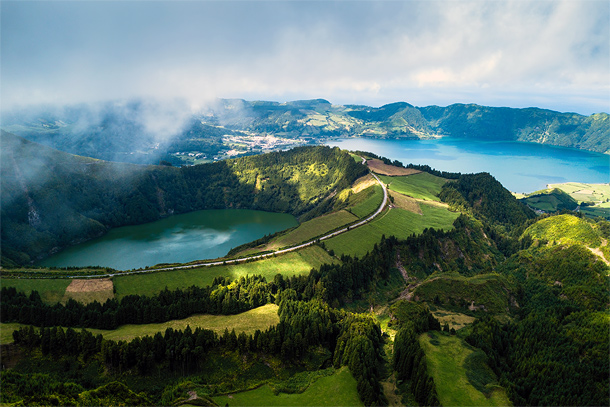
39, 209, 298, 270
327, 138, 609, 193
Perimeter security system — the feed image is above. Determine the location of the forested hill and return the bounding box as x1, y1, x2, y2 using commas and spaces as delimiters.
0, 131, 366, 266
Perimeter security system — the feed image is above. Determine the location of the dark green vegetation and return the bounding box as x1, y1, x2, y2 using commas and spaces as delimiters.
3, 99, 608, 168
2, 149, 609, 406
1, 132, 366, 266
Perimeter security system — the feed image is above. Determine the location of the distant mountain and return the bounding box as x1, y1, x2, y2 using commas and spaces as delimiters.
2, 99, 607, 165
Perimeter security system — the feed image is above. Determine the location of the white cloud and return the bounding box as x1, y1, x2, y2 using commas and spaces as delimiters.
1, 0, 608, 114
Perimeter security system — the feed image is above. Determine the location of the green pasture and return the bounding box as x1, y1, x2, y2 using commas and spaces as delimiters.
325, 204, 458, 258
212, 366, 363, 407
0, 304, 279, 345
347, 184, 384, 218
113, 245, 336, 298
0, 279, 70, 304
379, 172, 447, 201
268, 210, 358, 249
420, 331, 512, 407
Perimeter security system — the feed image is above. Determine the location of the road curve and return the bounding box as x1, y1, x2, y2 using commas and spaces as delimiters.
71, 165, 388, 278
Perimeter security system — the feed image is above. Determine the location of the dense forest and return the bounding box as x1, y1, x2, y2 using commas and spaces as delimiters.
1, 132, 366, 266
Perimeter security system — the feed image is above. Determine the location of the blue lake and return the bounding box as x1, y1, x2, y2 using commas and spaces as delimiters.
39, 209, 298, 270
327, 138, 609, 193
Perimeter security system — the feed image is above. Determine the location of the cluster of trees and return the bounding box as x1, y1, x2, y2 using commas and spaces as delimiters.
391, 301, 441, 406
439, 173, 536, 229
1, 275, 274, 330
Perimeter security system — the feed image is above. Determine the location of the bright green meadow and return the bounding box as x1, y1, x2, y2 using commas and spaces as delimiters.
379, 172, 447, 201
212, 366, 363, 407
325, 203, 459, 258
420, 331, 512, 407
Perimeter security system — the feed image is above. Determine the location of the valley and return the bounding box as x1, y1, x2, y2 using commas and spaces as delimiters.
1, 136, 608, 407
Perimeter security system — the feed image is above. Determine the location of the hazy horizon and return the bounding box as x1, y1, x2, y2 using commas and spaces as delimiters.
2, 1, 609, 116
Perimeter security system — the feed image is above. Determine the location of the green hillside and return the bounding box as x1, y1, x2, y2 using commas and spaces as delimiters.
1, 132, 366, 266
522, 214, 602, 247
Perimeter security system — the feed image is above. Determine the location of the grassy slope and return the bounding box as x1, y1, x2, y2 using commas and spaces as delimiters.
0, 304, 279, 345
326, 204, 459, 258
420, 331, 512, 407
264, 210, 358, 250
379, 172, 447, 201
0, 279, 70, 304
113, 245, 335, 298
212, 366, 363, 407
348, 184, 384, 218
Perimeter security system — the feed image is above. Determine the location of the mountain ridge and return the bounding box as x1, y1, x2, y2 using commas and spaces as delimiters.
2, 98, 608, 167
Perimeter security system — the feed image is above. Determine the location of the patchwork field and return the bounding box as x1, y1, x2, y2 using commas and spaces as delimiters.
0, 304, 280, 345
212, 366, 363, 407
366, 159, 420, 176
113, 245, 336, 298
420, 331, 512, 407
547, 182, 610, 204
62, 278, 114, 304
379, 172, 447, 201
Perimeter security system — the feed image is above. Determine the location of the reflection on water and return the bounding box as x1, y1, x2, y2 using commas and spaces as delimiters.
39, 209, 298, 270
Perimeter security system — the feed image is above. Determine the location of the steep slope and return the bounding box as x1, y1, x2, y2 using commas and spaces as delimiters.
1, 131, 366, 265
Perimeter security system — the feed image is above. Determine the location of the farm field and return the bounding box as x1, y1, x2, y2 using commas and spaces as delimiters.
347, 184, 384, 218
0, 304, 279, 345
212, 366, 363, 407
1, 279, 70, 304
113, 245, 336, 298
420, 331, 512, 407
263, 210, 358, 250
366, 159, 420, 176
547, 182, 610, 204
61, 278, 114, 304
325, 204, 458, 258
379, 172, 447, 201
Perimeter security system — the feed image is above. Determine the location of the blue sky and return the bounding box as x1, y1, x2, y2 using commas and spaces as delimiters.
2, 0, 609, 114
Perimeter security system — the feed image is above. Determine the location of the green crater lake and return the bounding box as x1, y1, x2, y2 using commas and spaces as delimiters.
39, 209, 298, 271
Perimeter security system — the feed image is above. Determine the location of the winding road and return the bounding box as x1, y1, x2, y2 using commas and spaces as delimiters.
72, 164, 388, 278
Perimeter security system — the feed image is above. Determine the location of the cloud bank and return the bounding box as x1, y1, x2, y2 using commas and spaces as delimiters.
1, 0, 608, 114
